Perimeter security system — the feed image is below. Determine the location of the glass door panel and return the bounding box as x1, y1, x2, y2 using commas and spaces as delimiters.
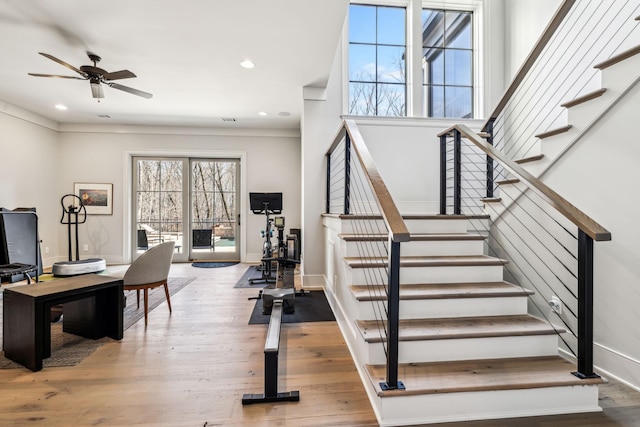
134, 158, 185, 258
190, 159, 239, 261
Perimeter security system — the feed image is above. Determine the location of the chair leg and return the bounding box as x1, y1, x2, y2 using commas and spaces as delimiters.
136, 289, 140, 308
144, 288, 149, 327
163, 282, 172, 313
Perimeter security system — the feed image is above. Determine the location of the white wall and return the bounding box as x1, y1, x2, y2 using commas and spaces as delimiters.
55, 126, 301, 265
503, 0, 562, 81
543, 82, 640, 390
0, 105, 60, 267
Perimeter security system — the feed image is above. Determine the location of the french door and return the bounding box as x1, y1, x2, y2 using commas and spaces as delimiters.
132, 157, 241, 262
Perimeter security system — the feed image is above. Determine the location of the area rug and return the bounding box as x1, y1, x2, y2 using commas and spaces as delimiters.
234, 265, 275, 288
191, 261, 239, 268
248, 290, 335, 324
0, 276, 195, 369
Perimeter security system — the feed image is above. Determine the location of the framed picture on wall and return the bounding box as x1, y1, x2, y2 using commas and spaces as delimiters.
74, 182, 113, 215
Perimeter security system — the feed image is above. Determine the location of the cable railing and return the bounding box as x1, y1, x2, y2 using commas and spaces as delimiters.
326, 119, 409, 391
438, 124, 610, 378
484, 0, 640, 170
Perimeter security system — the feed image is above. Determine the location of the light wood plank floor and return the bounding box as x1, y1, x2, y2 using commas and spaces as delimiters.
1, 263, 640, 426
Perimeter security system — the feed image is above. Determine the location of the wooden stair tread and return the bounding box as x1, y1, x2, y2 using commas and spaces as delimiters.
560, 88, 606, 108
350, 281, 534, 301
365, 356, 604, 397
496, 178, 520, 185
339, 233, 486, 242
594, 44, 640, 69
345, 255, 508, 268
535, 125, 572, 139
357, 315, 563, 343
329, 213, 490, 221
481, 197, 501, 203
514, 154, 544, 164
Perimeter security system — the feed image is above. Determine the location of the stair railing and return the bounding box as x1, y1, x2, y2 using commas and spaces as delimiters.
484, 0, 640, 174
439, 124, 610, 379
326, 119, 410, 390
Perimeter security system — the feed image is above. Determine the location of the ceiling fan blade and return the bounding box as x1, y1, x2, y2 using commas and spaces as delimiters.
38, 52, 84, 76
103, 70, 137, 80
28, 73, 85, 80
108, 83, 153, 99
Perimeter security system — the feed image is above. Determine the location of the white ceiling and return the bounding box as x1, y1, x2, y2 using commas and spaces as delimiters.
0, 0, 349, 130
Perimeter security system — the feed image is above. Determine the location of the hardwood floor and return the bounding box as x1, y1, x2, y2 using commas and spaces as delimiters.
1, 263, 640, 426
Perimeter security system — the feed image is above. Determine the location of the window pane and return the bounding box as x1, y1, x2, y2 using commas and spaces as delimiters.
422, 9, 444, 48
423, 48, 444, 85
349, 82, 377, 115
445, 86, 472, 118
377, 83, 406, 116
446, 11, 472, 49
445, 49, 472, 86
378, 45, 405, 83
378, 6, 405, 45
424, 85, 444, 118
349, 44, 376, 82
349, 5, 376, 44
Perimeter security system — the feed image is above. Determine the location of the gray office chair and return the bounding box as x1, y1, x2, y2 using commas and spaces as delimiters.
124, 241, 175, 326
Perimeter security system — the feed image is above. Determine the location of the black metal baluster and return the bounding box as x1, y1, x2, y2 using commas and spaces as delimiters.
344, 134, 351, 215
453, 130, 461, 215
380, 238, 404, 391
440, 134, 447, 215
325, 153, 331, 214
485, 119, 495, 199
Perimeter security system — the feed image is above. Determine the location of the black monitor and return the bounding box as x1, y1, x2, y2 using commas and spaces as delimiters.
249, 192, 282, 214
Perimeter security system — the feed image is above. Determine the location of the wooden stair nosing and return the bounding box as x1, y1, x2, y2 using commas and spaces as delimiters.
350, 281, 534, 301
345, 255, 508, 269
357, 315, 564, 343
481, 197, 501, 203
534, 125, 572, 139
496, 178, 520, 185
365, 356, 604, 397
594, 44, 640, 70
339, 233, 486, 242
514, 154, 544, 164
560, 88, 606, 108
335, 213, 491, 221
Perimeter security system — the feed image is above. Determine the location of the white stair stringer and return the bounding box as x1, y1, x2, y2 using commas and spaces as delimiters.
531, 45, 640, 178
322, 214, 603, 426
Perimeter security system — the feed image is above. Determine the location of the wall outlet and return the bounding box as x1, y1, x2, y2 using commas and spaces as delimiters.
83, 244, 89, 252
549, 296, 562, 314
45, 246, 50, 254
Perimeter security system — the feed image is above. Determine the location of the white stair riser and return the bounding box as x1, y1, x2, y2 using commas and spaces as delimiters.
343, 239, 485, 257
340, 218, 469, 235
354, 296, 529, 320
373, 384, 600, 426
347, 264, 505, 285
359, 334, 562, 365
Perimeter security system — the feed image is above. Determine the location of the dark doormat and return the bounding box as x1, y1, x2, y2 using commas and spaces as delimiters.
192, 262, 239, 268
248, 290, 335, 324
234, 265, 275, 288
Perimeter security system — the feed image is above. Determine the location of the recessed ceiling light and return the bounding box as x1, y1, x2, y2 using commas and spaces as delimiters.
55, 104, 67, 110
240, 60, 255, 69
278, 111, 291, 117
258, 111, 267, 116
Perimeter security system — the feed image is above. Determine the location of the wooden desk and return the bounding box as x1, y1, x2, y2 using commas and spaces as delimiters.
2, 274, 123, 371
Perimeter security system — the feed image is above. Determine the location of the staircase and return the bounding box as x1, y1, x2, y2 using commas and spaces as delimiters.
323, 214, 604, 426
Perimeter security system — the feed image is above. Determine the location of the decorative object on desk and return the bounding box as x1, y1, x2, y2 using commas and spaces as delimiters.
74, 182, 113, 215
191, 261, 238, 268
248, 290, 335, 324
0, 276, 196, 369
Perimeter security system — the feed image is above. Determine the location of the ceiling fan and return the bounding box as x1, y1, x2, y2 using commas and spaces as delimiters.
28, 52, 153, 99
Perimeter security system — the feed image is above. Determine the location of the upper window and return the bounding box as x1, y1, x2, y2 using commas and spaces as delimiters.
422, 9, 473, 118
348, 2, 475, 119
348, 4, 406, 116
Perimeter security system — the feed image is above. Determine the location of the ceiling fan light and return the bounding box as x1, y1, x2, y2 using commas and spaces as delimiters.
90, 82, 104, 99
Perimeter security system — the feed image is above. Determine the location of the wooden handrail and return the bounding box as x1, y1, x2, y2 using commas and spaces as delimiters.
482, 0, 576, 132
438, 124, 611, 241
327, 120, 410, 243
